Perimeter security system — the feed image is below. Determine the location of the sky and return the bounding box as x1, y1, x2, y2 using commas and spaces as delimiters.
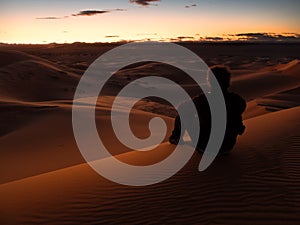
0, 0, 299, 44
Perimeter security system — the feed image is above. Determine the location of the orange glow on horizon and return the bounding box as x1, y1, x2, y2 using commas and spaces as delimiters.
0, 2, 299, 44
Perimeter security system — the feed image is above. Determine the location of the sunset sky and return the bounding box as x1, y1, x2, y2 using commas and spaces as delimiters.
0, 0, 299, 43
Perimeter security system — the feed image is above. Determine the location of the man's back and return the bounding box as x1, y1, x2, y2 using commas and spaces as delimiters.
193, 91, 246, 152
170, 91, 246, 153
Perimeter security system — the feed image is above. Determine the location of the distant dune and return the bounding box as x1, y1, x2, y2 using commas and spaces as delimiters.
0, 50, 79, 101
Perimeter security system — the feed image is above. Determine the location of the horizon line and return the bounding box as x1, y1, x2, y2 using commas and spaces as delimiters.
1, 39, 300, 46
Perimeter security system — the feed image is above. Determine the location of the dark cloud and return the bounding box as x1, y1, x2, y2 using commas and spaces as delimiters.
236, 33, 300, 42
129, 0, 160, 6
178, 36, 194, 39
185, 4, 197, 8
176, 36, 195, 41
114, 8, 127, 11
37, 9, 126, 20
236, 32, 276, 41
275, 34, 300, 41
72, 10, 110, 16
203, 37, 224, 41
105, 35, 120, 38
36, 16, 67, 20
283, 32, 299, 36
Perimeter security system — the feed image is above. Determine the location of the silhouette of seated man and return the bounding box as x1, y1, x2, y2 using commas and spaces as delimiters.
169, 66, 246, 154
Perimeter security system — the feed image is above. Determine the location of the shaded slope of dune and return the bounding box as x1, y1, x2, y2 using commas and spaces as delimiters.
0, 50, 79, 101
0, 102, 174, 184
1, 107, 299, 224
0, 100, 58, 137
0, 50, 81, 152
256, 85, 300, 110
0, 50, 36, 67
275, 59, 300, 74
231, 68, 300, 101
231, 59, 300, 118
244, 85, 300, 119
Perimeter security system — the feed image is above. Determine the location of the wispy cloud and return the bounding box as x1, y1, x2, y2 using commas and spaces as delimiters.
114, 8, 127, 11
185, 4, 197, 8
203, 36, 224, 41
105, 35, 120, 38
36, 16, 68, 20
235, 33, 300, 42
36, 8, 126, 20
129, 0, 160, 6
177, 36, 194, 40
72, 10, 110, 16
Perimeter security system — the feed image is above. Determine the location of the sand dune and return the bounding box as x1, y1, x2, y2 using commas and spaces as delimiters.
106, 59, 300, 118
0, 50, 36, 67
1, 107, 299, 224
231, 60, 300, 101
0, 50, 79, 101
0, 100, 58, 137
1, 43, 299, 224
3, 81, 298, 184
243, 84, 300, 119
275, 59, 300, 74
256, 86, 300, 110
0, 99, 174, 184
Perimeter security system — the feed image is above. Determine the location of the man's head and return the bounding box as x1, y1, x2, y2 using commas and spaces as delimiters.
208, 65, 231, 91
